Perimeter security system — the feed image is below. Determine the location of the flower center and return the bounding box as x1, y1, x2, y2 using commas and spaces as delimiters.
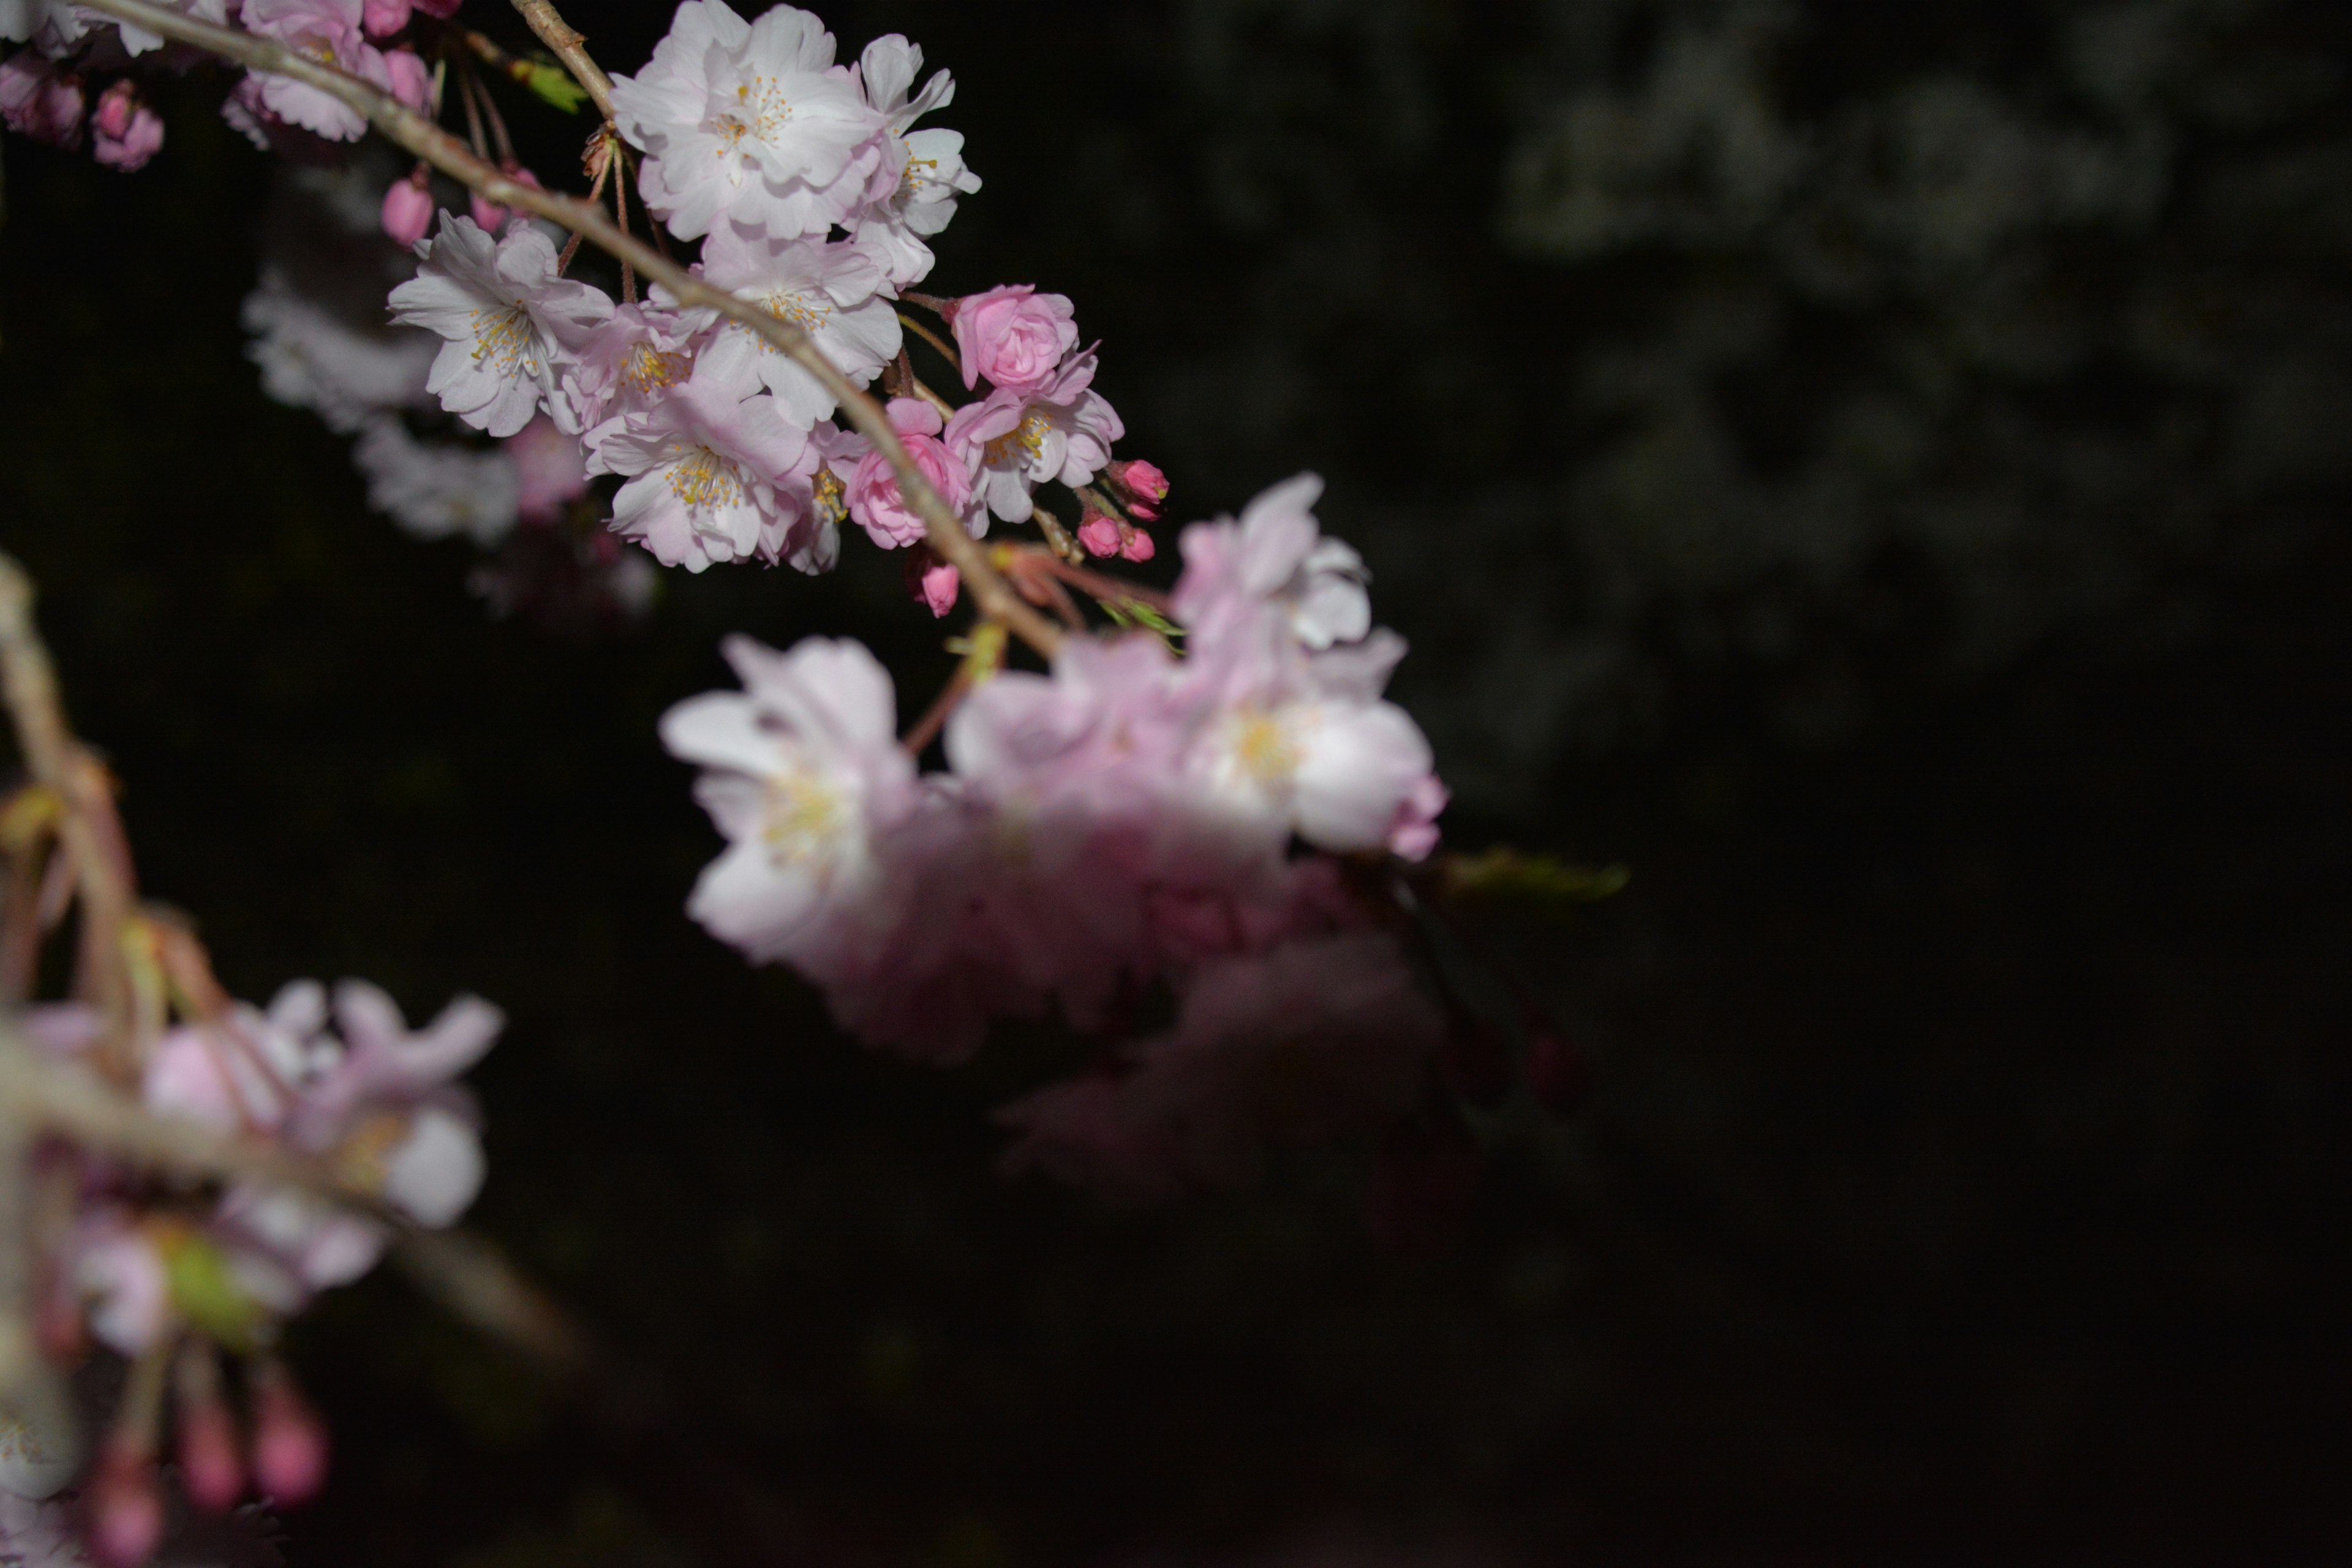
668, 446, 747, 511
625, 341, 690, 397
468, 304, 542, 379
813, 467, 847, 526
1232, 709, 1303, 786
763, 769, 845, 868
983, 410, 1054, 469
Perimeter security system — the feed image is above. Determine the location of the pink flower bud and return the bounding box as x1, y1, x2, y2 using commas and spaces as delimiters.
251, 1369, 328, 1507
470, 162, 544, 236
919, 560, 960, 618
1110, 459, 1170, 519
1525, 1025, 1591, 1118
362, 0, 411, 35
1117, 522, 1156, 563
380, 170, 435, 248
87, 1442, 164, 1568
950, 285, 1080, 395
0, 54, 86, 150
1076, 513, 1121, 559
175, 1393, 246, 1513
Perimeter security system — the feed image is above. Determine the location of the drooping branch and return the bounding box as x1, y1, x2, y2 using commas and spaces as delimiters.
0, 553, 140, 1074
69, 0, 1066, 660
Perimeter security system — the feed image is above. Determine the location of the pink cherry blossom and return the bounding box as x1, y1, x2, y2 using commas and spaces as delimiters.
361, 0, 408, 34
236, 0, 429, 142
565, 300, 705, 445
998, 932, 1444, 1199
1110, 457, 1171, 519
599, 369, 810, 571
88, 79, 161, 170
843, 34, 981, 289
388, 211, 614, 437
942, 349, 1124, 524
693, 227, 900, 426
609, 0, 885, 243
844, 396, 976, 549
951, 284, 1080, 394
1077, 513, 1120, 558
0, 51, 82, 148
661, 635, 920, 977
507, 415, 589, 522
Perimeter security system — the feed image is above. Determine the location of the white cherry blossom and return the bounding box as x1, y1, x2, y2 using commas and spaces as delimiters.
692, 227, 900, 427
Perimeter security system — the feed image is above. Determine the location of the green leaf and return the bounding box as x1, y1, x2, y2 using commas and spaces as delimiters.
1439, 848, 1630, 907
521, 61, 590, 115
165, 1234, 270, 1354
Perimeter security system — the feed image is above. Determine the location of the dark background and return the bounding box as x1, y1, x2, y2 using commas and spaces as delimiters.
4, 0, 2351, 1561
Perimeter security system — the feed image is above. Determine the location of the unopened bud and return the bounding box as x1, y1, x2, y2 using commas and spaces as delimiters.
87, 1440, 164, 1568
472, 162, 545, 234
381, 168, 435, 249
1525, 1024, 1592, 1118
173, 1350, 244, 1513
900, 547, 960, 619
1117, 522, 1156, 564
361, 0, 411, 36
250, 1365, 327, 1507
1109, 459, 1170, 520
1076, 513, 1121, 559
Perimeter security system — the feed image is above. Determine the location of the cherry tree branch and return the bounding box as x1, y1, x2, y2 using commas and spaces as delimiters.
70, 0, 1066, 660
0, 554, 140, 1076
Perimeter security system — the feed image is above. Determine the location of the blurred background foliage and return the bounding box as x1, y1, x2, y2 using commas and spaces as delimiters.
2, 0, 2350, 1561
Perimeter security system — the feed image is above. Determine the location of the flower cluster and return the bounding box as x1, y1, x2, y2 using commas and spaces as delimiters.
3, 979, 500, 1559
665, 475, 1450, 1193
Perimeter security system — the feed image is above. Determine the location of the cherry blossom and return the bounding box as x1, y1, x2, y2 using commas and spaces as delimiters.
660, 635, 920, 976
352, 415, 522, 545
0, 50, 81, 147
388, 211, 614, 438
844, 33, 979, 289
843, 396, 976, 549
565, 300, 705, 445
943, 349, 1125, 524
234, 0, 428, 143
692, 227, 900, 426
88, 78, 161, 169
598, 370, 812, 571
951, 284, 1081, 395
608, 0, 883, 243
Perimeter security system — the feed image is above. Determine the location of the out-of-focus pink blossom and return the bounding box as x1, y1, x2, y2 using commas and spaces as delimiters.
661, 635, 921, 978
845, 396, 976, 549
998, 933, 1444, 1199
0, 51, 83, 149
379, 168, 434, 246
609, 0, 884, 243
361, 0, 409, 34
506, 416, 589, 522
950, 284, 1079, 395
88, 79, 162, 170
175, 1383, 246, 1513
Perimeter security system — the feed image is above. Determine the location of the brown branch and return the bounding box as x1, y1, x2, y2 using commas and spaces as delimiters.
71, 0, 1066, 662
0, 553, 140, 1077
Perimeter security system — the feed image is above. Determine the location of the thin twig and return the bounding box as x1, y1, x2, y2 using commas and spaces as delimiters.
895, 311, 962, 379
71, 0, 1065, 661
0, 554, 140, 1077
